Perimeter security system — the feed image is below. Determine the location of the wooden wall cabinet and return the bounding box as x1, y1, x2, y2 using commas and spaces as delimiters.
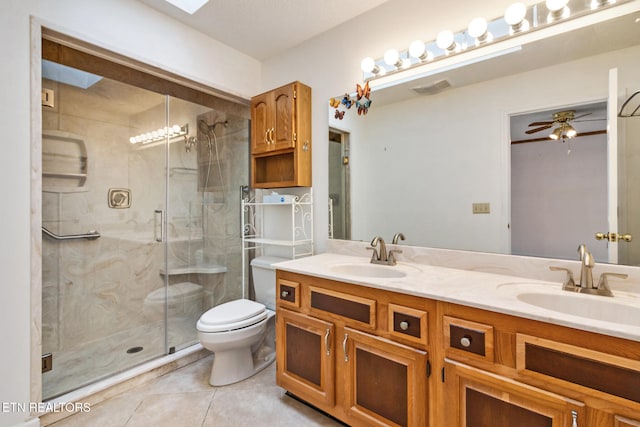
250, 81, 311, 188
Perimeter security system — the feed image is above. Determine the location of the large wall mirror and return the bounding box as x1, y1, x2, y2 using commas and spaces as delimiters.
328, 7, 640, 266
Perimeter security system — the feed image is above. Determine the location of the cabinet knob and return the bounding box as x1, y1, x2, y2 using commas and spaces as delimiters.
281, 290, 289, 298
460, 336, 472, 348
399, 321, 410, 331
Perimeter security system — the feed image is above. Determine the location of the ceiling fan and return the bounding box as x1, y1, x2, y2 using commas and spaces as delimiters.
525, 110, 602, 140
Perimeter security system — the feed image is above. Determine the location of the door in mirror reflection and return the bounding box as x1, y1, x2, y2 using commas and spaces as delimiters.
328, 129, 351, 240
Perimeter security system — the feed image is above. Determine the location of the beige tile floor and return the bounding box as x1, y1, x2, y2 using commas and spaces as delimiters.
49, 355, 344, 427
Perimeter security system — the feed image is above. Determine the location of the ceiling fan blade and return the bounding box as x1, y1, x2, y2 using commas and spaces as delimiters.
525, 124, 552, 134
528, 121, 553, 126
572, 112, 592, 120
574, 117, 606, 122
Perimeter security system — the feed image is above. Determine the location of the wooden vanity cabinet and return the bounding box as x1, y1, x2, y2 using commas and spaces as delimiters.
441, 304, 640, 427
276, 271, 433, 427
250, 81, 311, 188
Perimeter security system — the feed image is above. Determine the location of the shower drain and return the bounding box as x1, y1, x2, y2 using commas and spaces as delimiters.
126, 346, 144, 354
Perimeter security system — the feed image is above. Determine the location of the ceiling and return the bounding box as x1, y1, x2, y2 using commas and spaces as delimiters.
137, 0, 391, 61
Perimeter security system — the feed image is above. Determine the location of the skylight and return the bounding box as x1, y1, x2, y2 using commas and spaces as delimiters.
163, 0, 209, 14
42, 60, 103, 89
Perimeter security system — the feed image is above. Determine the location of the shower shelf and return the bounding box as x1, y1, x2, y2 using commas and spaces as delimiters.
159, 263, 227, 276
42, 130, 88, 190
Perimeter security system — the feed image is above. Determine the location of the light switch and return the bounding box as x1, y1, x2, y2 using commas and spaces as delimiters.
472, 203, 490, 214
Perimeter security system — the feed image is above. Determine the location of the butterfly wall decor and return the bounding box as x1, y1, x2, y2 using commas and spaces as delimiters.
356, 82, 372, 115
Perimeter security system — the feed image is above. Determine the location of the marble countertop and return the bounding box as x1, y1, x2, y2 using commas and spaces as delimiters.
275, 253, 640, 343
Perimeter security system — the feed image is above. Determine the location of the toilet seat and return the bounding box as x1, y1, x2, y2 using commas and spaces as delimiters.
197, 299, 267, 333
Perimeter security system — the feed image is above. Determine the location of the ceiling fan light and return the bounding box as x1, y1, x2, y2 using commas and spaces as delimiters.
549, 127, 563, 140
565, 124, 577, 138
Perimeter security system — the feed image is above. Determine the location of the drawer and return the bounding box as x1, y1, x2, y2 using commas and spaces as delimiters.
277, 279, 300, 308
443, 316, 494, 363
388, 303, 428, 347
517, 334, 640, 406
308, 286, 376, 329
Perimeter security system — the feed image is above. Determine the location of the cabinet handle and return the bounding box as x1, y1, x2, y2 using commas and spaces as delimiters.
400, 321, 410, 331
268, 127, 275, 144
460, 335, 472, 348
281, 290, 289, 298
342, 334, 349, 362
264, 129, 269, 144
571, 410, 578, 427
324, 329, 331, 356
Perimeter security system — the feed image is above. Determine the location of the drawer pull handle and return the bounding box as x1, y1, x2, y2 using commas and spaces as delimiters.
324, 329, 331, 356
460, 335, 472, 348
571, 410, 578, 427
400, 321, 410, 331
343, 334, 349, 362
281, 290, 289, 298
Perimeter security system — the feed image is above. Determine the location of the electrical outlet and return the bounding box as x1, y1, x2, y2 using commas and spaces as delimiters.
472, 202, 490, 214
42, 88, 55, 108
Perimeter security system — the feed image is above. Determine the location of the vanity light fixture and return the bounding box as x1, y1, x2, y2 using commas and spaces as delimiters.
436, 30, 460, 54
546, 0, 571, 22
129, 124, 188, 145
504, 2, 530, 34
468, 17, 493, 45
359, 0, 623, 82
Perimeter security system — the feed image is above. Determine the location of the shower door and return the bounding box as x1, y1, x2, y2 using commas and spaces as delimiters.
41, 64, 171, 399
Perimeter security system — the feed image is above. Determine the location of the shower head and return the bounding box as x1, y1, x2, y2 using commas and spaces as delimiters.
198, 119, 229, 134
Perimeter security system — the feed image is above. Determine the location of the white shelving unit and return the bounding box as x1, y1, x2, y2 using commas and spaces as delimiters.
241, 188, 313, 297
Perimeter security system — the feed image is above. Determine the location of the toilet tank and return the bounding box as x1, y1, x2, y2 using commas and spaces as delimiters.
251, 256, 288, 310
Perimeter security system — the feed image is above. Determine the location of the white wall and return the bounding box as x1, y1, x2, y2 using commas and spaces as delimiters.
260, 0, 529, 252
0, 1, 259, 425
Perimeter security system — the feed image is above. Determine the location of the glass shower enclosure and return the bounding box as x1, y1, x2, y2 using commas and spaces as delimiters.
41, 59, 249, 399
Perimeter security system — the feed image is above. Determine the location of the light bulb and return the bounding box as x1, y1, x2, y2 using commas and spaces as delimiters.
172, 124, 182, 134
468, 17, 487, 39
360, 57, 378, 74
504, 2, 530, 33
409, 40, 425, 59
384, 49, 401, 67
505, 2, 526, 24
436, 30, 459, 54
129, 136, 137, 144
546, 0, 570, 22
565, 125, 577, 138
546, 0, 568, 11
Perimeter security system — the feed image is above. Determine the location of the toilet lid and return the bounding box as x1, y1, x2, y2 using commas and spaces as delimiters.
197, 299, 267, 333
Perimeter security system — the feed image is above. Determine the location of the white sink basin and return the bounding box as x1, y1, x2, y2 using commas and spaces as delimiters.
516, 292, 640, 326
497, 283, 640, 327
329, 263, 418, 279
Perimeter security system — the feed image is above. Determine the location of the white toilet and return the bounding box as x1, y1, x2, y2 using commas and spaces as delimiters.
196, 256, 285, 386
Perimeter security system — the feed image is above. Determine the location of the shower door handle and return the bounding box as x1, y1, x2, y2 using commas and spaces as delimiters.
154, 209, 164, 242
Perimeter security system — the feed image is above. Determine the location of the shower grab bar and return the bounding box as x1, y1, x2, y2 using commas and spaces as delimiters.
42, 227, 100, 241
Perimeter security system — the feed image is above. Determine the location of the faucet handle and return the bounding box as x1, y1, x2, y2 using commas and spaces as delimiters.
366, 246, 379, 260
392, 232, 405, 245
596, 272, 628, 295
387, 249, 402, 265
549, 266, 577, 291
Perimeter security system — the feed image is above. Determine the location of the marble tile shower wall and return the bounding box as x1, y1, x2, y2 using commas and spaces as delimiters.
41, 77, 250, 356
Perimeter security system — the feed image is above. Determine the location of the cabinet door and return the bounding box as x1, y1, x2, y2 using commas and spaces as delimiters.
271, 84, 296, 151
250, 91, 272, 154
343, 327, 428, 427
443, 360, 585, 427
276, 308, 335, 407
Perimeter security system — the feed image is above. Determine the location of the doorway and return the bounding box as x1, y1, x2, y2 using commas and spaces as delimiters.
328, 129, 351, 240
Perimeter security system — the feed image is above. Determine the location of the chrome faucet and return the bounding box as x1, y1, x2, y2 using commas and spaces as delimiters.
550, 244, 627, 297
392, 232, 405, 244
369, 236, 403, 266
577, 244, 594, 289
